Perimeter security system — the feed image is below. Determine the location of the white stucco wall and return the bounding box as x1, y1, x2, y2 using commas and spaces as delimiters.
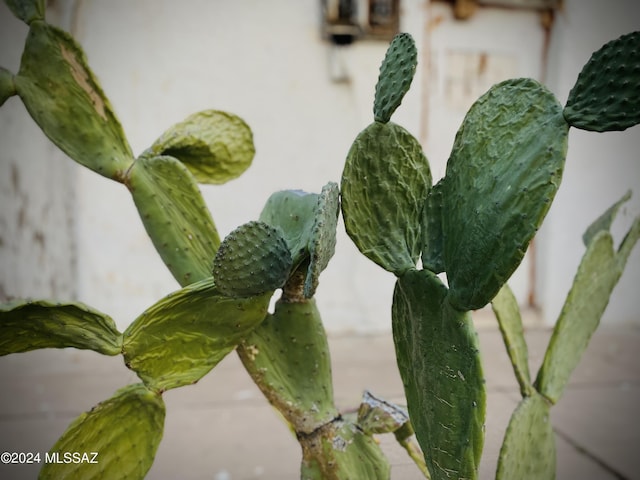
1, 0, 638, 332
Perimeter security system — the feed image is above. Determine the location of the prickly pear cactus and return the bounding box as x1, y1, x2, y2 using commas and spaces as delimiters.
212, 221, 292, 298
0, 67, 16, 106
373, 32, 417, 123
564, 31, 640, 132
4, 0, 44, 25
443, 78, 569, 311
40, 383, 165, 480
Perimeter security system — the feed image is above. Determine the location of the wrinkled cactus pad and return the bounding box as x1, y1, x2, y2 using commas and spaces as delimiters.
147, 110, 255, 184
40, 383, 165, 480
392, 269, 485, 480
213, 221, 292, 298
374, 32, 418, 123
127, 155, 219, 287
564, 31, 640, 132
4, 0, 45, 24
341, 121, 431, 275
496, 392, 555, 480
0, 299, 122, 356
123, 277, 271, 392
443, 78, 569, 311
15, 22, 133, 180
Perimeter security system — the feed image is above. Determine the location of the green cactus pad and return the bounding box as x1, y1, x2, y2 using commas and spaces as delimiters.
495, 392, 555, 480
303, 182, 339, 298
0, 299, 122, 356
374, 33, 417, 123
536, 194, 640, 404
491, 284, 533, 397
147, 110, 255, 184
39, 383, 165, 480
443, 78, 569, 311
122, 277, 271, 392
564, 31, 640, 132
421, 177, 445, 273
237, 298, 338, 435
300, 417, 390, 480
341, 121, 431, 275
357, 390, 409, 435
212, 221, 292, 298
0, 67, 17, 107
582, 190, 631, 246
392, 269, 485, 480
15, 22, 133, 181
4, 0, 45, 24
127, 155, 219, 287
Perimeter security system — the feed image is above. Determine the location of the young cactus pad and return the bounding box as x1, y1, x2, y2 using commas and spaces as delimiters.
373, 32, 418, 123
212, 221, 292, 298
392, 269, 485, 480
443, 78, 569, 311
14, 22, 134, 181
39, 383, 165, 480
564, 30, 640, 132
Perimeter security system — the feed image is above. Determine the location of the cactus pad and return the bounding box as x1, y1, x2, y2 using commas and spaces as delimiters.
491, 284, 533, 397
237, 299, 338, 435
147, 110, 255, 184
536, 194, 640, 404
123, 277, 271, 392
443, 78, 569, 311
564, 31, 640, 132
0, 67, 16, 107
4, 0, 45, 24
0, 299, 122, 356
212, 221, 292, 298
421, 177, 446, 273
496, 392, 555, 480
40, 383, 165, 480
374, 33, 417, 123
341, 121, 431, 275
127, 155, 219, 287
392, 269, 486, 480
15, 22, 133, 181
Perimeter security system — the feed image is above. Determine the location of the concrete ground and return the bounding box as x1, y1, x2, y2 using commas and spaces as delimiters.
1, 320, 639, 479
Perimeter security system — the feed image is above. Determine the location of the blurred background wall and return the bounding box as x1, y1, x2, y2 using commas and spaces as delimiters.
1, 0, 638, 333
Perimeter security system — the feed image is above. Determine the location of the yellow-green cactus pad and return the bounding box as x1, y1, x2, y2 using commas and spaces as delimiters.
0, 67, 17, 106
341, 121, 431, 275
39, 383, 165, 480
15, 22, 133, 181
0, 299, 122, 356
564, 31, 640, 132
495, 392, 555, 480
4, 0, 45, 24
393, 269, 485, 480
443, 78, 568, 311
374, 33, 417, 123
127, 155, 219, 287
536, 194, 640, 404
212, 221, 292, 298
123, 277, 271, 392
146, 110, 255, 184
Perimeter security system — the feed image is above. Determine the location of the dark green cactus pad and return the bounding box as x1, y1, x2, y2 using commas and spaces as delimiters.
4, 0, 45, 24
421, 177, 445, 273
122, 277, 271, 392
374, 33, 417, 123
564, 31, 640, 132
127, 155, 219, 287
535, 194, 640, 404
0, 299, 122, 356
0, 67, 17, 107
392, 269, 486, 480
341, 121, 432, 275
39, 383, 165, 480
304, 182, 339, 298
443, 78, 569, 311
495, 392, 555, 480
15, 22, 133, 181
491, 284, 533, 397
237, 298, 338, 435
212, 221, 292, 298
300, 417, 390, 480
147, 110, 255, 184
